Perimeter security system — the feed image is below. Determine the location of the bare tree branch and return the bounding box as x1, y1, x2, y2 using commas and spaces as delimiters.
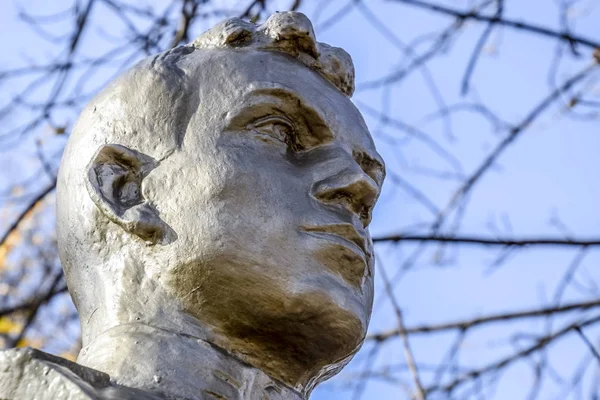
391, 0, 600, 51
373, 234, 600, 247
0, 183, 56, 248
369, 298, 600, 341
424, 315, 600, 395
460, 0, 503, 95
431, 63, 597, 231
378, 260, 426, 400
574, 327, 600, 366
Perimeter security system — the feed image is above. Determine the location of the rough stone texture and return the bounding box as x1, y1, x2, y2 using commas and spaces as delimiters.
0, 348, 163, 399
0, 11, 385, 400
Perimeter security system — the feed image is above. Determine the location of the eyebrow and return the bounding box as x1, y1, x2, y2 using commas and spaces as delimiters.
243, 86, 325, 119
229, 85, 332, 136
244, 84, 312, 102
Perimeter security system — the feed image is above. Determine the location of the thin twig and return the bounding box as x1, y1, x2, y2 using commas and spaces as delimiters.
460, 0, 503, 95
373, 234, 600, 247
424, 315, 600, 395
5, 273, 64, 348
430, 63, 596, 232
0, 183, 56, 248
379, 260, 427, 400
369, 297, 600, 341
391, 0, 600, 50
574, 327, 600, 366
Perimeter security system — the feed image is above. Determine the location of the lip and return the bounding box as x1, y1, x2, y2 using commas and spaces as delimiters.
300, 223, 370, 259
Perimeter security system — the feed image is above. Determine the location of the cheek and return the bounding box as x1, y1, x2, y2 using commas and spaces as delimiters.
144, 148, 319, 270
140, 156, 229, 247
214, 148, 310, 217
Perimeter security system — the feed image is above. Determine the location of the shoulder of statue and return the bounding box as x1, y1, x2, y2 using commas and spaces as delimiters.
0, 348, 167, 400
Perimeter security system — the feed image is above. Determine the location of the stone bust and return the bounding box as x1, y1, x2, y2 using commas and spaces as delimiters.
0, 12, 385, 400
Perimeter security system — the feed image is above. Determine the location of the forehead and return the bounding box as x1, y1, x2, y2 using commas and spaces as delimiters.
186, 49, 378, 156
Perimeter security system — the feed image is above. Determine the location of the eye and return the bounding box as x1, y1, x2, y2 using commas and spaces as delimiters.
250, 116, 296, 147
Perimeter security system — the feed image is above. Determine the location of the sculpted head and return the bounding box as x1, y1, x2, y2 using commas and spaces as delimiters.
57, 12, 384, 394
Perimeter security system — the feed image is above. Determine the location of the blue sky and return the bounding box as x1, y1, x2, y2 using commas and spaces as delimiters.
1, 1, 600, 399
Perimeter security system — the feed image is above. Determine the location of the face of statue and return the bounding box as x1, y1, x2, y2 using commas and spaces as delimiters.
79, 48, 384, 387
136, 49, 385, 382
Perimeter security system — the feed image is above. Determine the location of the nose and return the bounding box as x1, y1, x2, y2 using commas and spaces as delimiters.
312, 163, 379, 228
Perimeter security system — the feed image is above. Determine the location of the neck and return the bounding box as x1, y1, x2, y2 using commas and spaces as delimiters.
77, 323, 304, 400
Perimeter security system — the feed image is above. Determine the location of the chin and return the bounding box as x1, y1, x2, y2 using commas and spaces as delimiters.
216, 287, 368, 391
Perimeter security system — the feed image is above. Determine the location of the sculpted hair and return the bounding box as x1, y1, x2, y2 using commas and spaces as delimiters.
191, 12, 355, 96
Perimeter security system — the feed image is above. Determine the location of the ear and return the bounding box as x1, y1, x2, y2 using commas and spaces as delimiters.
85, 144, 173, 245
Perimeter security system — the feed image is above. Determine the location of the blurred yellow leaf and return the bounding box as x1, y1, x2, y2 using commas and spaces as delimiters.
0, 230, 22, 269
60, 352, 77, 361
0, 317, 21, 334
17, 337, 42, 348
0, 194, 50, 269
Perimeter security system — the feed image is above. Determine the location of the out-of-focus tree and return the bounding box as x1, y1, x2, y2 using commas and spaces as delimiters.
1, 0, 600, 399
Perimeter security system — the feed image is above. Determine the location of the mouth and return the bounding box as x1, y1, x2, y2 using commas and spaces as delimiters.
300, 223, 371, 259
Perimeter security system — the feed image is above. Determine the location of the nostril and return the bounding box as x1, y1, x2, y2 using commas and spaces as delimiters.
317, 189, 357, 211
359, 206, 372, 228
314, 184, 374, 226
312, 170, 379, 225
